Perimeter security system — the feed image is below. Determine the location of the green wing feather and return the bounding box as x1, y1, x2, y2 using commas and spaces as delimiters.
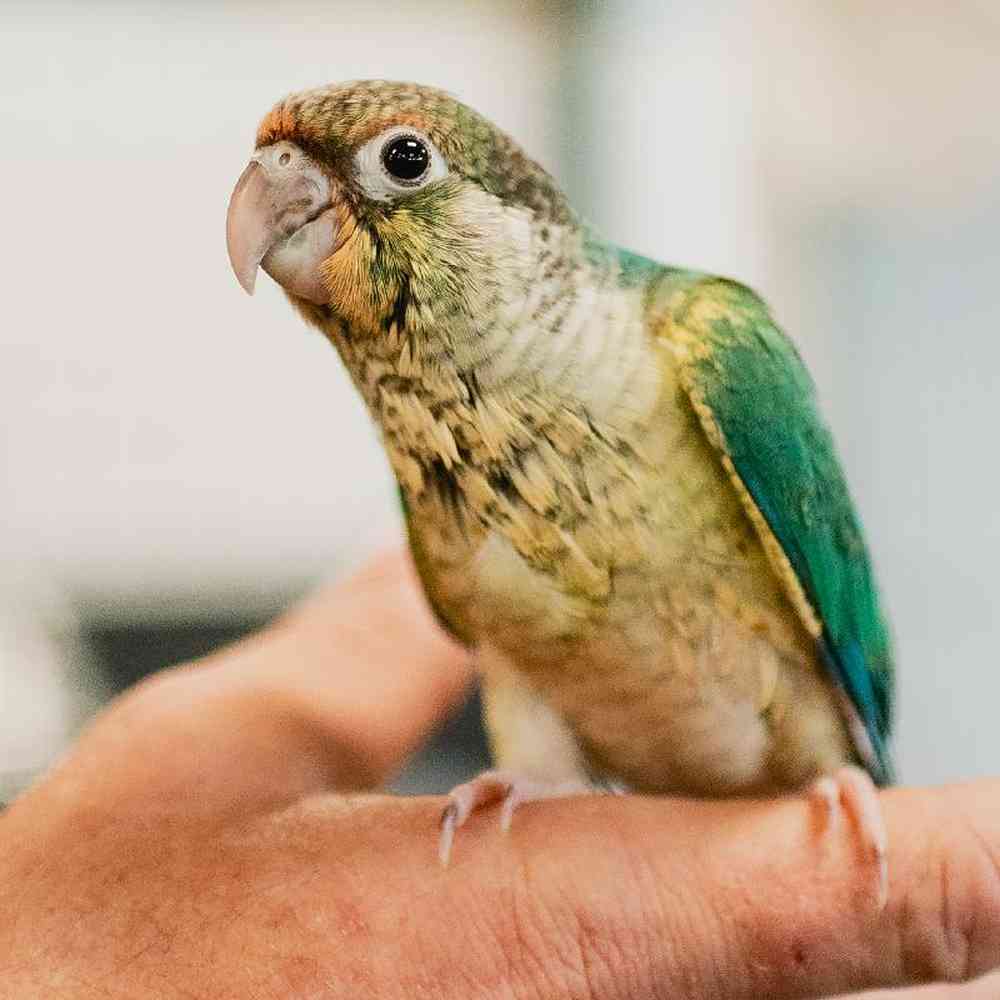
671, 277, 896, 784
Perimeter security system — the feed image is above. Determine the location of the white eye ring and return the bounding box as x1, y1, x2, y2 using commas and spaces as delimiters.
354, 126, 448, 203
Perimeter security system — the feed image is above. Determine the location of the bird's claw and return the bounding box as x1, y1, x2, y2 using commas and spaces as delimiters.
438, 770, 591, 866
810, 765, 889, 910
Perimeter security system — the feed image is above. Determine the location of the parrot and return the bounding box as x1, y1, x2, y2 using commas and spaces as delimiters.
226, 80, 895, 902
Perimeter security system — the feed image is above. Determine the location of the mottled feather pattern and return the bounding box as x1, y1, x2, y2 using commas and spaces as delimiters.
247, 80, 896, 795
257, 81, 573, 225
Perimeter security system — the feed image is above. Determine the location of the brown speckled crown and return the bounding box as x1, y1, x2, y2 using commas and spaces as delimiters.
256, 79, 574, 225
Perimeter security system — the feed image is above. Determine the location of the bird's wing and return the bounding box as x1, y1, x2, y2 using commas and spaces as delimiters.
665, 276, 895, 784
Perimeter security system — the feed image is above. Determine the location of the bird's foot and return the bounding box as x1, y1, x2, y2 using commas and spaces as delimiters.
438, 769, 593, 866
809, 765, 889, 910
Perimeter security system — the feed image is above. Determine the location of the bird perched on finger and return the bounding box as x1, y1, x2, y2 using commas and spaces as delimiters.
226, 80, 895, 903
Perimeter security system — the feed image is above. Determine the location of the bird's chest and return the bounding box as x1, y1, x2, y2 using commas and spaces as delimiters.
347, 340, 827, 794
403, 411, 825, 796
402, 381, 758, 652
410, 468, 776, 781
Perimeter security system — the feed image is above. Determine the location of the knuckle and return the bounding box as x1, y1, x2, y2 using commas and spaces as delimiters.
899, 809, 1000, 984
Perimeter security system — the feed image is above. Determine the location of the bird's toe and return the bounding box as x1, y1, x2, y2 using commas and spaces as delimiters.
809, 764, 889, 910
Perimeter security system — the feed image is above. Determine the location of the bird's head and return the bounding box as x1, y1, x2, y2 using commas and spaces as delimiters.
226, 80, 573, 337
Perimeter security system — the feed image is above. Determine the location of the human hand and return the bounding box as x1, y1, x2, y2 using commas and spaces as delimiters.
1, 547, 997, 998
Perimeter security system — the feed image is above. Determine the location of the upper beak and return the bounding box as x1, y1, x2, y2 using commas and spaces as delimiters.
226, 160, 274, 295
226, 141, 337, 303
226, 160, 271, 294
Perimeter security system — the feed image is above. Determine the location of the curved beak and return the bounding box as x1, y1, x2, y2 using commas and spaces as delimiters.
226, 160, 272, 294
226, 141, 338, 304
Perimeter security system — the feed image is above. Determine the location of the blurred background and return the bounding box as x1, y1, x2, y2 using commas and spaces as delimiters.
1, 1, 998, 796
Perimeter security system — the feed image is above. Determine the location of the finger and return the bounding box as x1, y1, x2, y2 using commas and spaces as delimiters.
836, 968, 1000, 998
257, 782, 998, 1000
16, 546, 471, 823
4, 781, 998, 998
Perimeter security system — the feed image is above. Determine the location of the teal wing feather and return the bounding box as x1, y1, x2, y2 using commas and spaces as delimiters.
672, 277, 896, 784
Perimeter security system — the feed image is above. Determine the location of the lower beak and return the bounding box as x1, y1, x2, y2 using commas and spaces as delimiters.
226, 143, 338, 305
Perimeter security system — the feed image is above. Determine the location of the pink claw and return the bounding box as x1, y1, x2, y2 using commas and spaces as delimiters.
809, 765, 889, 910
438, 770, 591, 866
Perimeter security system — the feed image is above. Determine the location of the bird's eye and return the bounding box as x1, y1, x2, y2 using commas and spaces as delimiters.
353, 127, 447, 202
381, 135, 430, 184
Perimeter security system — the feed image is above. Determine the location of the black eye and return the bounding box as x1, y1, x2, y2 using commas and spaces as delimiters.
381, 135, 430, 183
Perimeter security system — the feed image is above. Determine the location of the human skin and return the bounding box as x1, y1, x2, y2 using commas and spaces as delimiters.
0, 547, 997, 999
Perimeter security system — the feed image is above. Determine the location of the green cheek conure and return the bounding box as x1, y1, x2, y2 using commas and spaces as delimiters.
227, 80, 895, 904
